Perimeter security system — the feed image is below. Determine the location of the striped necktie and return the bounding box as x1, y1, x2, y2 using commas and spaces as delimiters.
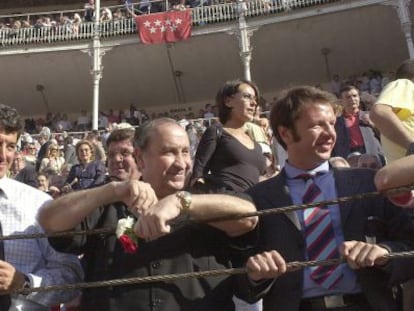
298, 173, 343, 289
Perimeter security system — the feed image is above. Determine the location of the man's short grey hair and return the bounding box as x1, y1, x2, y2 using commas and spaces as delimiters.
134, 118, 178, 150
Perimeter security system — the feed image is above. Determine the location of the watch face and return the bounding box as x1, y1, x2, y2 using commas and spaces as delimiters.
177, 191, 191, 211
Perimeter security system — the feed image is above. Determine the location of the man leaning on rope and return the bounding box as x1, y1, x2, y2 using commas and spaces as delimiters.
234, 86, 414, 311
38, 118, 258, 311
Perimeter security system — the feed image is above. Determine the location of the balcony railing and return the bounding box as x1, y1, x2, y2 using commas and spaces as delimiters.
0, 0, 341, 47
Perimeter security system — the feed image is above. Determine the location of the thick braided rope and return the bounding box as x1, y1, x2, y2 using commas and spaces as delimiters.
12, 250, 414, 295
4, 184, 412, 241
4, 184, 414, 294
203, 184, 414, 223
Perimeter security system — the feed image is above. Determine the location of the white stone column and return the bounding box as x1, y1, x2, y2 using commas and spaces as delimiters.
91, 0, 102, 131
235, 0, 258, 81
392, 0, 414, 59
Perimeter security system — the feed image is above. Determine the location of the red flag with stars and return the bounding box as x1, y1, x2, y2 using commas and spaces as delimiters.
135, 10, 192, 45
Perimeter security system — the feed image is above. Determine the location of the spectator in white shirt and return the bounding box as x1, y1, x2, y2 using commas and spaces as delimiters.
0, 103, 83, 310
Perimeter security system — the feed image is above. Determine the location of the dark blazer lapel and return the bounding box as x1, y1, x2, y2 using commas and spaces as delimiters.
262, 170, 302, 231
334, 168, 358, 225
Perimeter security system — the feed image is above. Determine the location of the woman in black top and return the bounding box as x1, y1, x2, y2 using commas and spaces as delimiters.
191, 79, 265, 192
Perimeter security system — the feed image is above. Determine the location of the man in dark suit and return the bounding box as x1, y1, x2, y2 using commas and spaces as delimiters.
38, 119, 258, 311
235, 86, 414, 311
332, 85, 385, 166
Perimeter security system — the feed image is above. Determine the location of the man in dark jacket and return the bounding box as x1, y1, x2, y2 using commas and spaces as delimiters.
39, 120, 258, 311
235, 86, 414, 311
332, 85, 385, 166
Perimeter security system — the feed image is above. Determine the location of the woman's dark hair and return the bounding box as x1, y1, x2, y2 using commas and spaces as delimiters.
216, 79, 259, 124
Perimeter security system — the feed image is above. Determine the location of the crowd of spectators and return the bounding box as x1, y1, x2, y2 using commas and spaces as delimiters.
11, 102, 210, 195
329, 69, 392, 102
7, 60, 414, 310
0, 0, 230, 35
0, 2, 129, 38
8, 65, 398, 210
18, 68, 393, 178
0, 0, 340, 42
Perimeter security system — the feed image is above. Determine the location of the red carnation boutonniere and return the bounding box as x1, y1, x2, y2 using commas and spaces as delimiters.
389, 190, 414, 208
116, 216, 139, 254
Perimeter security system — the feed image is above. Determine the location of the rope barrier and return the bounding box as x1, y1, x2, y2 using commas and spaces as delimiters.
4, 184, 413, 241
202, 184, 414, 223
2, 184, 413, 295
13, 250, 414, 295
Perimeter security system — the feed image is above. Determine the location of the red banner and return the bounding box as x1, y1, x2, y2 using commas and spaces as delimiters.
135, 10, 192, 45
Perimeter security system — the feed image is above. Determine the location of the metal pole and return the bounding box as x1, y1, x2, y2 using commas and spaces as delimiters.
237, 0, 252, 81
91, 0, 101, 130
321, 47, 331, 81
396, 0, 414, 59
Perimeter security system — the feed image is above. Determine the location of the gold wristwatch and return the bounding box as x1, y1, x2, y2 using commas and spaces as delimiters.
176, 191, 192, 214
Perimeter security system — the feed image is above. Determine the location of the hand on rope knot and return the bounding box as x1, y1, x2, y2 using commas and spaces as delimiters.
0, 261, 27, 294
134, 193, 183, 241
112, 179, 158, 216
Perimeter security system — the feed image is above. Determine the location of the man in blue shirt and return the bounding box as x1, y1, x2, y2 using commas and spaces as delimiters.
235, 86, 414, 311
